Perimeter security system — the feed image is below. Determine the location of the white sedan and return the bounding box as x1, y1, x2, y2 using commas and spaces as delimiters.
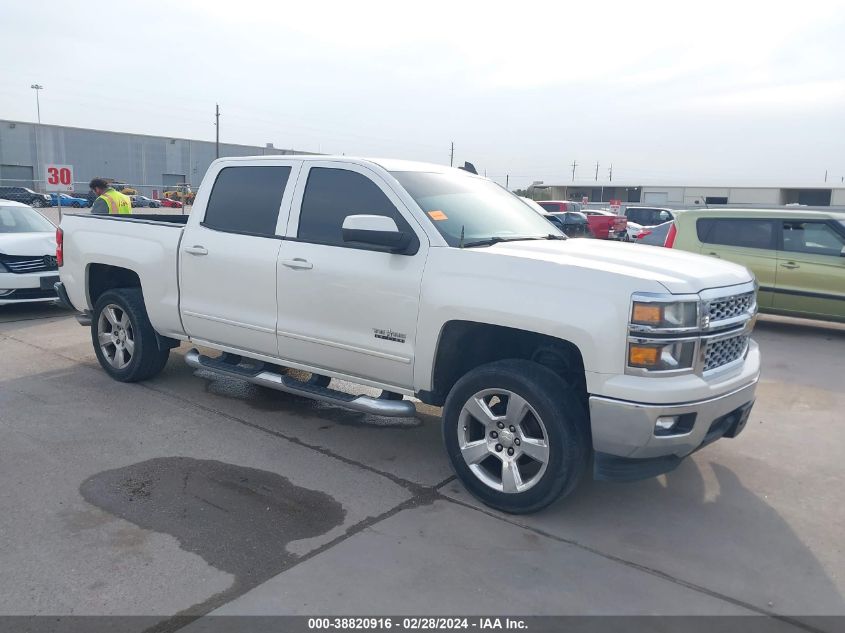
0, 201, 60, 305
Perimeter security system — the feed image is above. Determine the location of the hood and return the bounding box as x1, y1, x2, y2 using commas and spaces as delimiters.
0, 232, 57, 257
486, 239, 753, 294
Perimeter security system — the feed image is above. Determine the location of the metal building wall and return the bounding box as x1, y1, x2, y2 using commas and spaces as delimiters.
0, 119, 311, 197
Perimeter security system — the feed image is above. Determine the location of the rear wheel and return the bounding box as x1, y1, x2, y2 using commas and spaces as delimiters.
442, 359, 589, 514
92, 289, 170, 382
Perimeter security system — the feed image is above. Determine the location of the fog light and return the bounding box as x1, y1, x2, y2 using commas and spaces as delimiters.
655, 416, 679, 432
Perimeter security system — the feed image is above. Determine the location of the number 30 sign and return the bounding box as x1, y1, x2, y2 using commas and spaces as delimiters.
44, 164, 75, 192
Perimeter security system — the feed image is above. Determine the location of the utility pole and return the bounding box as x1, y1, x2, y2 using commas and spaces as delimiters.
215, 104, 220, 158
594, 161, 600, 181
608, 164, 613, 182
570, 161, 577, 182
824, 169, 828, 183
506, 174, 509, 189
450, 142, 454, 167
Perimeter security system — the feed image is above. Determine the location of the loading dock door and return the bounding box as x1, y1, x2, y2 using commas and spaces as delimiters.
643, 191, 669, 205
0, 165, 35, 190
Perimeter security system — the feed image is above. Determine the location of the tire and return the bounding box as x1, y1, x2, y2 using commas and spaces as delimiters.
91, 288, 170, 382
72, 202, 81, 208
442, 359, 589, 514
32, 198, 45, 208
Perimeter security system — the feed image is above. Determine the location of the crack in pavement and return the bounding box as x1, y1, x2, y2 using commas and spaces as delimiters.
2, 333, 823, 631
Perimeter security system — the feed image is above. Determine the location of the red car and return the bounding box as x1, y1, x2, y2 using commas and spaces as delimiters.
582, 209, 628, 240
158, 198, 183, 208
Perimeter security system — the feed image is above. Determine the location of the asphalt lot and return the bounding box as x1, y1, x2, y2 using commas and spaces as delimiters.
0, 302, 843, 629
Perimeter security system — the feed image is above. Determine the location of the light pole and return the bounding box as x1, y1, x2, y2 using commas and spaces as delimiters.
30, 84, 43, 123
30, 84, 44, 192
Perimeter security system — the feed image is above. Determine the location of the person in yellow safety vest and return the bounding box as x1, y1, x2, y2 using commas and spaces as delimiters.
89, 178, 132, 215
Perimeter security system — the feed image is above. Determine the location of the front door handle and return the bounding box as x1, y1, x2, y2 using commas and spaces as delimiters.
184, 245, 208, 256
281, 258, 313, 270
780, 262, 800, 269
707, 252, 721, 258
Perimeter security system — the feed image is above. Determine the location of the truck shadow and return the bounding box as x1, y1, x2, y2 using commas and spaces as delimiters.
542, 457, 845, 617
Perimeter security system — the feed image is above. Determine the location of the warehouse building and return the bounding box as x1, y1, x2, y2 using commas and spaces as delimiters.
0, 119, 313, 197
528, 182, 845, 207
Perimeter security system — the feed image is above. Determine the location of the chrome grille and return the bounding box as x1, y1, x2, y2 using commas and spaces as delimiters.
0, 255, 57, 274
704, 334, 749, 372
708, 292, 754, 322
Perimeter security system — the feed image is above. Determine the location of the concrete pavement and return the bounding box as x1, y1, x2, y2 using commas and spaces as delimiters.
0, 305, 842, 629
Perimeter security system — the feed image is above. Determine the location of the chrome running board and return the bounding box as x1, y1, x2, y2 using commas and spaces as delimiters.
185, 348, 417, 418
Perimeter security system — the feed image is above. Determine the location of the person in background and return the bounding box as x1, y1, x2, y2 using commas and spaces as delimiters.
89, 178, 132, 215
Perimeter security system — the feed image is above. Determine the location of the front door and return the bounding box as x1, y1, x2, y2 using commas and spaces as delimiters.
276, 162, 428, 390
774, 220, 845, 320
179, 161, 299, 357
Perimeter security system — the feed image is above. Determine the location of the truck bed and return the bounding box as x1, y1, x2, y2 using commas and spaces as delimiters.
59, 213, 187, 339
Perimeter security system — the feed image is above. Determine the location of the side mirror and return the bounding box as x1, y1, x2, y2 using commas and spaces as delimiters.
342, 214, 412, 253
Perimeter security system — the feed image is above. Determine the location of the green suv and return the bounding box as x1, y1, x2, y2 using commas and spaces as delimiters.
669, 209, 845, 323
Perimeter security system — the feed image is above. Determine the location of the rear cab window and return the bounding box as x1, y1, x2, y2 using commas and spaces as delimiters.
203, 165, 292, 237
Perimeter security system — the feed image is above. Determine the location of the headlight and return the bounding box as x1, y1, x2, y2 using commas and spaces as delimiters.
0, 261, 7, 273
631, 298, 698, 330
628, 340, 697, 371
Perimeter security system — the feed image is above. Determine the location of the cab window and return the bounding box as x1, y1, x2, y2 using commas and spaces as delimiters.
298, 167, 417, 251
203, 166, 291, 236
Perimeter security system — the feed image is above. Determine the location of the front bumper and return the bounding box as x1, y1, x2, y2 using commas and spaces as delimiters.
588, 377, 758, 481
0, 271, 60, 305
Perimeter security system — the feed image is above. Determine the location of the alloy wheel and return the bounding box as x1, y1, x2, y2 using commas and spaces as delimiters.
458, 388, 550, 493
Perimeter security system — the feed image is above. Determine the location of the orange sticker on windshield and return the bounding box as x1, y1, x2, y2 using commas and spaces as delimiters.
428, 210, 448, 220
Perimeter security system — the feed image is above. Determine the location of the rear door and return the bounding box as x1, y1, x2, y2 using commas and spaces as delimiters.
695, 217, 778, 308
179, 160, 300, 356
275, 162, 428, 389
774, 220, 845, 320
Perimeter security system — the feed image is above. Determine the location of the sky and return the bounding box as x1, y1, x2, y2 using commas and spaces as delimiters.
1, 0, 844, 189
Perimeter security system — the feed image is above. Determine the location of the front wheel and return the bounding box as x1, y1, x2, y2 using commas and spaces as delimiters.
91, 288, 170, 382
442, 359, 589, 514
32, 199, 45, 208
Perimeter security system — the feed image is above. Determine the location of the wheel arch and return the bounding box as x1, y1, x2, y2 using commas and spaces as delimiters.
418, 320, 589, 408
86, 263, 142, 308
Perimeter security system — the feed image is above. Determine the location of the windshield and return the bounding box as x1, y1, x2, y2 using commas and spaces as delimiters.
391, 171, 563, 246
0, 206, 55, 233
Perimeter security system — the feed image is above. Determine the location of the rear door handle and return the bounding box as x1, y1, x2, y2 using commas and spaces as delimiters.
281, 258, 313, 270
780, 262, 799, 269
184, 245, 208, 256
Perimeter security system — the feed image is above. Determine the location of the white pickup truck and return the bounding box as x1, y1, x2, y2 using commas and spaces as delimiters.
56, 156, 760, 513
